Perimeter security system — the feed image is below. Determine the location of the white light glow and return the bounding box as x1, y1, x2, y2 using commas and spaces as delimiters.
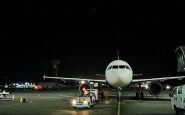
81, 81, 85, 84
72, 100, 76, 105
83, 100, 88, 104
166, 85, 170, 90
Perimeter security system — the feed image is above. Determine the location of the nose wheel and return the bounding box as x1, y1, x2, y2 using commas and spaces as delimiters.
117, 87, 122, 101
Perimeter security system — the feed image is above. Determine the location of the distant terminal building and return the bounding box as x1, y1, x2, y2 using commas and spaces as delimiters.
175, 46, 185, 72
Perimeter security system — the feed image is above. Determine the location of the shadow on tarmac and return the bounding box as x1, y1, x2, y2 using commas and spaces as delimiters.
105, 96, 170, 101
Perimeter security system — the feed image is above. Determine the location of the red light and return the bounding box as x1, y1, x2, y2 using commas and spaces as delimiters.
34, 86, 43, 90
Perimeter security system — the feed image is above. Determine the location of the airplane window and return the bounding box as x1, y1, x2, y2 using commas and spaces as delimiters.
112, 65, 119, 69
125, 66, 130, 70
119, 65, 125, 69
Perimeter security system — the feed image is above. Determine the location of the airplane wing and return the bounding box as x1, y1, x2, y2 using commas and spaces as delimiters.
133, 74, 143, 77
43, 75, 107, 83
95, 74, 105, 77
132, 76, 185, 83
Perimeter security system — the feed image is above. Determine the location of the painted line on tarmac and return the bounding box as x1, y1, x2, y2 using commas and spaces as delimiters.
117, 100, 121, 115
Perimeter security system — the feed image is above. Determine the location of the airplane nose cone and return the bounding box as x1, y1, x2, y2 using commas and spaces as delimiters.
105, 68, 133, 88
116, 73, 132, 87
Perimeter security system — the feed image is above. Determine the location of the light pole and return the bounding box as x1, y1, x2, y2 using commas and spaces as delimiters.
52, 59, 60, 77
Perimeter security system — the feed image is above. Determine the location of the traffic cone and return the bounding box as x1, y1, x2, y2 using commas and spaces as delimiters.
12, 94, 14, 100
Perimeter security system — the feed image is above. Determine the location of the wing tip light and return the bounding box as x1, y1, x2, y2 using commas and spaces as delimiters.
43, 75, 46, 80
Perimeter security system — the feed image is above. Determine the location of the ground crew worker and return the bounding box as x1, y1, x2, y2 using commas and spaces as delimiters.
89, 91, 93, 103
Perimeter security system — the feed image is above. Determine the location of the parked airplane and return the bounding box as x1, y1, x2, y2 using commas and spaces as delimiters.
43, 52, 185, 100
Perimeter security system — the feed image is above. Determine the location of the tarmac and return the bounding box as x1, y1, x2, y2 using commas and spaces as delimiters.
0, 89, 175, 115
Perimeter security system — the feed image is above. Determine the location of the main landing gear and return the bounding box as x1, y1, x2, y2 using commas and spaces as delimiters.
136, 83, 144, 98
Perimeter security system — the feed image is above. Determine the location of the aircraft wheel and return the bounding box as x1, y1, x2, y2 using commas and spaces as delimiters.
174, 106, 180, 115
136, 92, 139, 98
117, 94, 120, 101
140, 92, 144, 98
175, 108, 180, 115
101, 91, 104, 99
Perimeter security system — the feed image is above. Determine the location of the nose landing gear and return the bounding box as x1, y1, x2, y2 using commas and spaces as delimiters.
117, 87, 122, 101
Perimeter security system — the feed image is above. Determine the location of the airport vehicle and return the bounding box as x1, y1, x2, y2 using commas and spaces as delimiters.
72, 89, 97, 109
0, 90, 14, 101
43, 51, 185, 100
72, 96, 94, 109
170, 85, 185, 114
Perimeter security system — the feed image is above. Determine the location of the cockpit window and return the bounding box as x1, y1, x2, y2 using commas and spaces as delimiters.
107, 65, 130, 70
125, 65, 130, 70
107, 66, 112, 70
119, 65, 125, 68
112, 65, 119, 69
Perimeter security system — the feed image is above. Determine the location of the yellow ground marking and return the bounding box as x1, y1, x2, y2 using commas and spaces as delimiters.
117, 100, 121, 115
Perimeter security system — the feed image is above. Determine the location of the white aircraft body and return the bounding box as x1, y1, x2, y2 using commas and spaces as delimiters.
44, 58, 185, 99
105, 60, 133, 88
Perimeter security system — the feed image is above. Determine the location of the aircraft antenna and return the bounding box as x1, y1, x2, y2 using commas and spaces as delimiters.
117, 50, 119, 60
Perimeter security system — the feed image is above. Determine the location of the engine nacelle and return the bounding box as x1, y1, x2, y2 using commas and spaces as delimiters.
79, 83, 92, 94
148, 82, 162, 96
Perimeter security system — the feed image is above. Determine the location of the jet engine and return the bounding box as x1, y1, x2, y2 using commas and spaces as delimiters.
79, 83, 92, 94
148, 82, 162, 96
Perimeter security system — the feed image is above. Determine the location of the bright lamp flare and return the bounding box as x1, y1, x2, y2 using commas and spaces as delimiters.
81, 81, 85, 84
166, 85, 170, 90
72, 100, 76, 105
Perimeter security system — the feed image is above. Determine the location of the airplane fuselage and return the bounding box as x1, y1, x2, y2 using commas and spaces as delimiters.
105, 60, 133, 88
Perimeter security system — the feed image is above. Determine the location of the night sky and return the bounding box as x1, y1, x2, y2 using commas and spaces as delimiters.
0, 1, 185, 83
